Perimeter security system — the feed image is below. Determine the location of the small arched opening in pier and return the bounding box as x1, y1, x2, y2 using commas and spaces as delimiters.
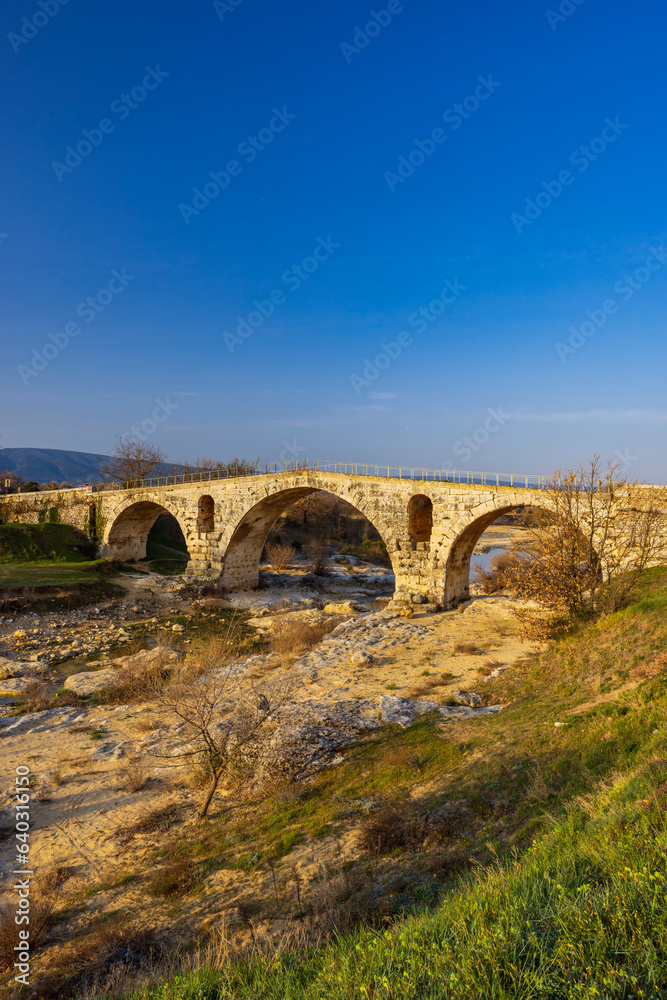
408, 494, 433, 546
198, 495, 215, 533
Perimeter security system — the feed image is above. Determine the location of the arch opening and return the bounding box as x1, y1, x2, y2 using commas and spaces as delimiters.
445, 503, 602, 608
221, 487, 395, 592
106, 501, 190, 570
198, 495, 215, 533
445, 505, 534, 607
408, 494, 433, 546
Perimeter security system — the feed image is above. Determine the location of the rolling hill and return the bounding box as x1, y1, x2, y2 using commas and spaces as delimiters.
0, 448, 112, 486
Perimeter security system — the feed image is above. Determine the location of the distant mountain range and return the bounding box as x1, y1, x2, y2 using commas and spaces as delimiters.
0, 448, 112, 486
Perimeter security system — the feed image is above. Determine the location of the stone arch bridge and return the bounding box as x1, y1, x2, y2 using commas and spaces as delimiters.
2, 467, 665, 608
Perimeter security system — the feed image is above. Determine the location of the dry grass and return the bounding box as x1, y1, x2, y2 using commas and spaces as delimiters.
404, 672, 454, 699
134, 715, 162, 733
100, 646, 178, 704
51, 760, 68, 786
148, 859, 200, 897
477, 658, 504, 677
120, 758, 149, 793
20, 680, 81, 714
26, 917, 164, 1000
269, 615, 342, 664
0, 869, 62, 973
454, 642, 487, 656
118, 802, 182, 843
265, 542, 296, 570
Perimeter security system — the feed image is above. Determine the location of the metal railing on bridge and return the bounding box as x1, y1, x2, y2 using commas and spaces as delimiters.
111, 460, 550, 492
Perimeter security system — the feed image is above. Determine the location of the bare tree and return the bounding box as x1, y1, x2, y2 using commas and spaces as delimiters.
506, 456, 667, 640
192, 457, 259, 477
155, 630, 298, 818
101, 437, 168, 488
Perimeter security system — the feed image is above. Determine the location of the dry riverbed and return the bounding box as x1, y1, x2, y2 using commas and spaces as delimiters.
0, 541, 537, 989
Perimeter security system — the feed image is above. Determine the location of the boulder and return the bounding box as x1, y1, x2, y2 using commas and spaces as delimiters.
64, 669, 122, 696
113, 646, 181, 669
0, 658, 23, 681
323, 601, 362, 617
453, 690, 483, 708
350, 651, 374, 667
379, 695, 440, 728
93, 741, 128, 760
246, 616, 272, 630
0, 678, 32, 697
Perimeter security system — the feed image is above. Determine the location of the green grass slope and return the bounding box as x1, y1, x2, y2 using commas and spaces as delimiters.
99, 571, 667, 1000
0, 523, 93, 564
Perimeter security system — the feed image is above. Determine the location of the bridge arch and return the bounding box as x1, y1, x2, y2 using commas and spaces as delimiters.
443, 497, 602, 607
103, 499, 190, 564
219, 485, 397, 592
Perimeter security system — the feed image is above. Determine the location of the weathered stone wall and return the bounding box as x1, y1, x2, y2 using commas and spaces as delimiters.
2, 473, 666, 608
0, 488, 97, 537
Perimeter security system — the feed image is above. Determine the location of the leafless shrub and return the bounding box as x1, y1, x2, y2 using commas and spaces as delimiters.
265, 542, 296, 570
358, 802, 450, 856
20, 680, 66, 714
306, 542, 330, 576
183, 457, 259, 479
474, 550, 527, 595
0, 885, 54, 971
155, 629, 300, 817
506, 456, 667, 640
119, 803, 182, 843
100, 646, 177, 704
120, 758, 149, 793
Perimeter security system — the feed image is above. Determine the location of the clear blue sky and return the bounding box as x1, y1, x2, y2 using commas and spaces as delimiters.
1, 0, 666, 481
